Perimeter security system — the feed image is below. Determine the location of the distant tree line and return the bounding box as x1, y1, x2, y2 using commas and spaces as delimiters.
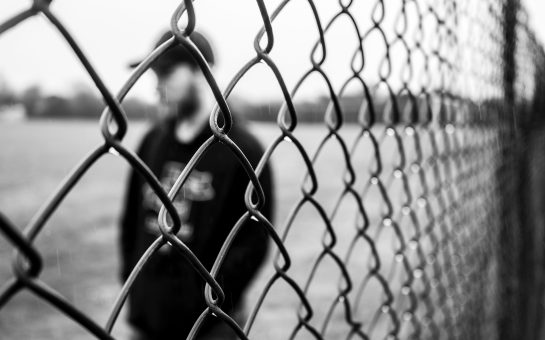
16, 85, 158, 120
235, 95, 375, 124
1, 78, 403, 123
236, 95, 396, 124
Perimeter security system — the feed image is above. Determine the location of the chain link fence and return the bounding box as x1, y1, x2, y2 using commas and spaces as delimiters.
1, 0, 545, 339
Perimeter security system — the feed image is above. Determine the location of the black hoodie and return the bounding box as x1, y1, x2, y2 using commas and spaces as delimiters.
119, 120, 273, 338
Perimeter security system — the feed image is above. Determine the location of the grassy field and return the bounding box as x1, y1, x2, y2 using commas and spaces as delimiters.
0, 120, 405, 339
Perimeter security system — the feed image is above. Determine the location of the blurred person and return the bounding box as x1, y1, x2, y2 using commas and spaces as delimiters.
119, 30, 273, 340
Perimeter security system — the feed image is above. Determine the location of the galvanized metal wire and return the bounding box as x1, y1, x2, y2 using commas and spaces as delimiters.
1, 0, 544, 339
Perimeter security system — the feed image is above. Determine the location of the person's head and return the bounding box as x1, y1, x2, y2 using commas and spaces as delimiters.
132, 30, 215, 123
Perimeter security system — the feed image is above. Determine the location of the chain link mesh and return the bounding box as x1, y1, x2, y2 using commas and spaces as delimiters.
1, 0, 544, 339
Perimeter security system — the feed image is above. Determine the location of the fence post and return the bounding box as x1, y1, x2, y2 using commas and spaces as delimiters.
498, 0, 520, 339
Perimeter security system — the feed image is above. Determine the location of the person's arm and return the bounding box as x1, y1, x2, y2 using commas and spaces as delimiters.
119, 130, 153, 282
217, 159, 274, 308
119, 167, 141, 282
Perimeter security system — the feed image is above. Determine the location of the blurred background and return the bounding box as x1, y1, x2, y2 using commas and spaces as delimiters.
0, 0, 541, 122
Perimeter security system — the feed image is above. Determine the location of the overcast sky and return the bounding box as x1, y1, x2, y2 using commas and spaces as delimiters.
0, 0, 341, 103
1, 0, 544, 103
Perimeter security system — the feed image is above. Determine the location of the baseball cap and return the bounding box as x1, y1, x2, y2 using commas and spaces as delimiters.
129, 30, 215, 77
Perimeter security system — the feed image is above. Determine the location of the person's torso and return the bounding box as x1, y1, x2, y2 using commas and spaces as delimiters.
137, 127, 240, 271
127, 123, 260, 335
